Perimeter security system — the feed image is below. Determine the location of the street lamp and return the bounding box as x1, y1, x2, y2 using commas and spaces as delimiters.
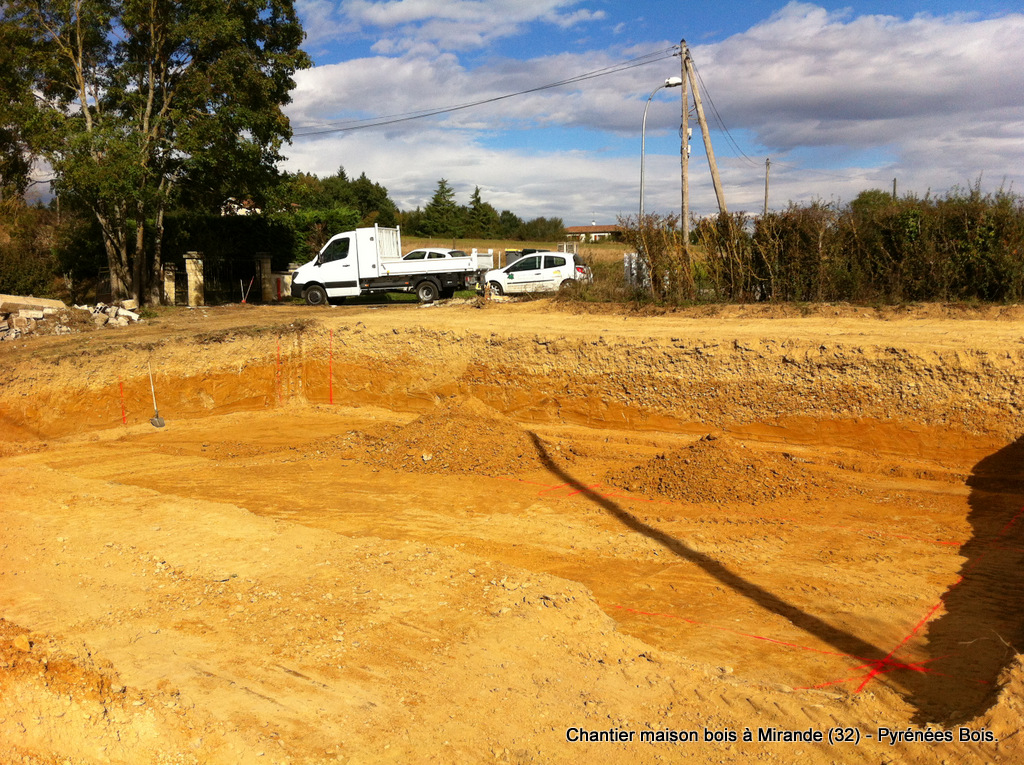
640, 76, 683, 221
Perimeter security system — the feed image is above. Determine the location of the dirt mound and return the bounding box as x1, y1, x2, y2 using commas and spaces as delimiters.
606, 434, 831, 504
363, 397, 545, 476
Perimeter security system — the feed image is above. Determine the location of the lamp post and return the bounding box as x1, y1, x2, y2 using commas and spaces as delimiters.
640, 76, 683, 221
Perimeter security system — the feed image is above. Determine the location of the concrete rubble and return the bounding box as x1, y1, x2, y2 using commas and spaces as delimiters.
0, 294, 143, 342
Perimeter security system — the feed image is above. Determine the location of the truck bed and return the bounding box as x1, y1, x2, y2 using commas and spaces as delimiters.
380, 254, 493, 276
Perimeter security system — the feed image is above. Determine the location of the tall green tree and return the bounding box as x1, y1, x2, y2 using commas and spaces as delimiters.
420, 178, 464, 238
465, 186, 500, 238
4, 0, 310, 303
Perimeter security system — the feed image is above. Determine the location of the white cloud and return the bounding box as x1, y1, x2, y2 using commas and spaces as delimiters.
340, 0, 605, 49
283, 3, 1024, 221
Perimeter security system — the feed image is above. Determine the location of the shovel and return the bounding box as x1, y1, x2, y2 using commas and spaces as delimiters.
148, 361, 165, 428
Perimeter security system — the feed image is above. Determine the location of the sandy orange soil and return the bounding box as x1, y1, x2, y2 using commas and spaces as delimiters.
1, 299, 1023, 764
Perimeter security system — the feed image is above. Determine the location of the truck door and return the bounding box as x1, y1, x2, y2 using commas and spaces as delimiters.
315, 235, 361, 298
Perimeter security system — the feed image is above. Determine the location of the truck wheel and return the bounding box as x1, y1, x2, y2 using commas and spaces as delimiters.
305, 285, 328, 306
488, 281, 504, 296
416, 280, 439, 303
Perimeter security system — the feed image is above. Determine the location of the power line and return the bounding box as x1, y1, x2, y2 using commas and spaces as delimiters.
291, 46, 680, 138
688, 59, 759, 168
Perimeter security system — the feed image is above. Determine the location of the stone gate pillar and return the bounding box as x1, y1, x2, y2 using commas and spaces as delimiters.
184, 251, 204, 307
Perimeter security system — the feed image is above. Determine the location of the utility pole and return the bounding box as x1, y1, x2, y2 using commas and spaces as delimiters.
679, 40, 690, 246
892, 177, 897, 200
764, 157, 770, 216
683, 45, 727, 215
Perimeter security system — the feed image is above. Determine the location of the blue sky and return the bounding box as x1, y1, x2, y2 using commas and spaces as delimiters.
283, 0, 1024, 224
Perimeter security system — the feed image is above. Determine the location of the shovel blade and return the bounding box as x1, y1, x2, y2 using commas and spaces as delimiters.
150, 416, 165, 428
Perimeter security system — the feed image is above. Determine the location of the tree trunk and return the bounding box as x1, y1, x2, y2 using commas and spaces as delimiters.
133, 202, 147, 304
96, 210, 131, 300
147, 202, 166, 306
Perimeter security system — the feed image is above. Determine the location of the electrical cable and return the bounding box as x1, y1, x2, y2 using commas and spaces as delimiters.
291, 46, 680, 137
689, 59, 760, 168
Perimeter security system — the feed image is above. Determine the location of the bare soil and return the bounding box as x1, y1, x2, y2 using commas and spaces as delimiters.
1, 299, 1023, 764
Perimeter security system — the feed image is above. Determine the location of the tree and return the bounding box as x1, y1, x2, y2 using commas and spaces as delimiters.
420, 179, 464, 238
0, 18, 36, 201
498, 210, 524, 239
5, 0, 310, 303
465, 186, 500, 238
350, 172, 398, 227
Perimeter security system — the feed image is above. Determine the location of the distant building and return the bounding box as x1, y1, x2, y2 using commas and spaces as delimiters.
565, 223, 621, 242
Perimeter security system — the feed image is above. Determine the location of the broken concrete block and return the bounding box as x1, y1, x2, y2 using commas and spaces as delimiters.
93, 314, 109, 326
104, 306, 119, 317
116, 308, 140, 321
12, 315, 28, 329
0, 294, 66, 313
113, 316, 130, 327
119, 299, 139, 311
19, 309, 44, 320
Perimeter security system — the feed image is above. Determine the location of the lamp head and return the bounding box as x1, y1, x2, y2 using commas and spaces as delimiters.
665, 76, 683, 88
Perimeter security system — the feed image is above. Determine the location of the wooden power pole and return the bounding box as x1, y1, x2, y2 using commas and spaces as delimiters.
679, 40, 690, 247
764, 157, 771, 216
683, 45, 728, 216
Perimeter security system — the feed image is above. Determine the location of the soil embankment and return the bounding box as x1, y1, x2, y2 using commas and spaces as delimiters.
1, 301, 1022, 764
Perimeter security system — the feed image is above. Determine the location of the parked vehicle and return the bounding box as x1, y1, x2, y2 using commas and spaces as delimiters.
402, 248, 470, 261
291, 227, 493, 304
484, 252, 592, 296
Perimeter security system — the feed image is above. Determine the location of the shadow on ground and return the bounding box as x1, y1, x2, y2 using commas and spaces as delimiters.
902, 436, 1024, 724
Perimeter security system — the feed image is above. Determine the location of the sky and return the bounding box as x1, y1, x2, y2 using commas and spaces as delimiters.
281, 0, 1024, 225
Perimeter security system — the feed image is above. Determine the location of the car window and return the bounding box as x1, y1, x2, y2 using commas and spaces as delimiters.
544, 256, 567, 268
507, 255, 541, 272
320, 238, 350, 263
449, 250, 468, 258
427, 252, 446, 259
404, 250, 426, 260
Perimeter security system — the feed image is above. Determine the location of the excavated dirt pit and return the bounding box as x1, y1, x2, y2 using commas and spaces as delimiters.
1, 301, 1023, 764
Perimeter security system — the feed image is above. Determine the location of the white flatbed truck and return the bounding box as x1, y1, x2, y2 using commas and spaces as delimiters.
290, 225, 493, 304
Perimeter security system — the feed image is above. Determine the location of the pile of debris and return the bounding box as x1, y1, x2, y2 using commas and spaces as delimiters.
0, 294, 142, 342
78, 300, 141, 328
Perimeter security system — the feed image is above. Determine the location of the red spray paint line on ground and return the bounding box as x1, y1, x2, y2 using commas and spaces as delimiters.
275, 336, 282, 405
499, 476, 999, 691
804, 504, 1024, 693
118, 378, 127, 425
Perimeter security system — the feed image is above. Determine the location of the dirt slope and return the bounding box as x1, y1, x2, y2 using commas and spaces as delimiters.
1, 300, 1023, 764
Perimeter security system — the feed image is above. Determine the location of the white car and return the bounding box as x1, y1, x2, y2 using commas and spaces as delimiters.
402, 248, 470, 261
484, 252, 592, 295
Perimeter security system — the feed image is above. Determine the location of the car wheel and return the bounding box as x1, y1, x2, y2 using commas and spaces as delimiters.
488, 281, 504, 296
305, 285, 328, 306
558, 279, 580, 294
416, 280, 439, 303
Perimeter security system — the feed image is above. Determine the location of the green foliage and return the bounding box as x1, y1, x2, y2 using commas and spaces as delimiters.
420, 179, 464, 238
684, 186, 1024, 304
619, 213, 694, 301
6, 0, 310, 303
161, 212, 297, 271
0, 201, 57, 296
466, 186, 501, 238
